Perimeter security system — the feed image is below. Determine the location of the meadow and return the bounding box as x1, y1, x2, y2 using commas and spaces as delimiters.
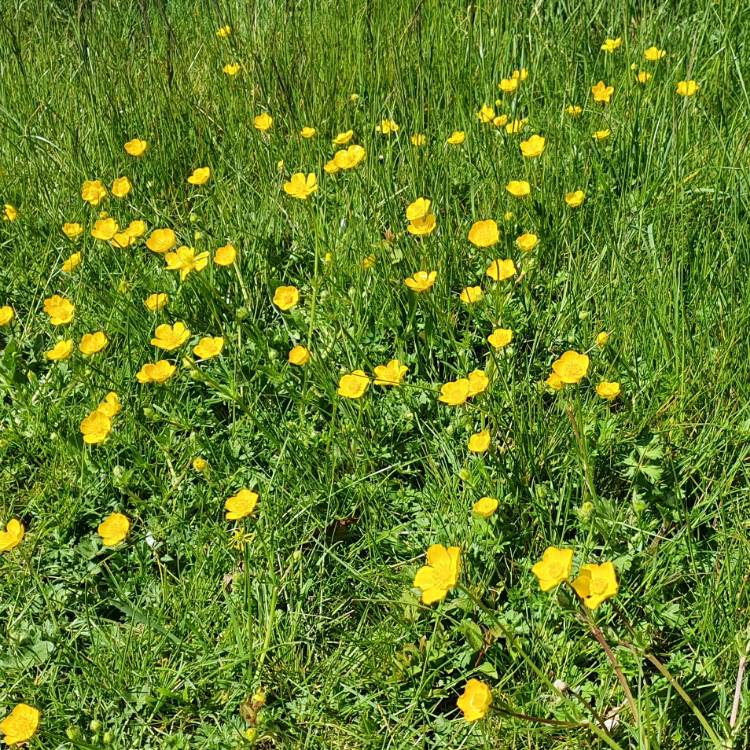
1, 0, 750, 747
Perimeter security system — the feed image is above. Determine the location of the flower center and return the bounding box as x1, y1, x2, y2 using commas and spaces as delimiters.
591, 578, 608, 595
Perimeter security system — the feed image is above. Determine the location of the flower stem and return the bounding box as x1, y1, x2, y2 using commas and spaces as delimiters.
620, 641, 724, 749
584, 611, 640, 728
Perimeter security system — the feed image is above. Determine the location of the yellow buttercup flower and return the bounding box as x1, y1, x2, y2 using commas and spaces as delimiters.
676, 80, 699, 97
91, 217, 119, 241
323, 159, 340, 175
223, 62, 241, 76
406, 198, 431, 222
460, 286, 483, 304
551, 350, 590, 384
300, 126, 317, 138
636, 70, 652, 84
546, 372, 564, 391
43, 295, 75, 325
520, 134, 545, 158
591, 80, 614, 104
600, 37, 621, 53
63, 222, 84, 240
505, 117, 528, 135
456, 679, 492, 722
98, 512, 130, 546
125, 219, 147, 239
472, 497, 498, 518
144, 293, 168, 312
61, 252, 82, 273
362, 254, 376, 269
164, 246, 209, 280
498, 77, 519, 94
136, 360, 177, 384
373, 359, 408, 386
81, 179, 107, 205
0, 305, 15, 326
124, 138, 148, 156
468, 429, 490, 453
467, 369, 489, 396
468, 219, 499, 248
193, 336, 224, 360
486, 258, 515, 282
0, 704, 40, 745
288, 345, 310, 366
565, 190, 586, 208
214, 244, 237, 266
216, 24, 231, 38
407, 213, 436, 236
476, 104, 495, 123
644, 46, 666, 62
572, 562, 619, 610
79, 331, 108, 356
109, 231, 131, 249
225, 489, 259, 520
375, 118, 399, 134
80, 409, 112, 444
45, 339, 73, 361
488, 328, 513, 348
97, 391, 121, 418
273, 285, 299, 311
3, 204, 18, 221
596, 380, 621, 400
404, 270, 437, 293
516, 232, 538, 252
111, 176, 132, 198
531, 546, 574, 591
438, 378, 470, 406
566, 105, 583, 117
332, 144, 366, 170
593, 128, 611, 142
188, 167, 211, 185
492, 114, 509, 128
506, 180, 531, 198
596, 331, 610, 348
151, 322, 190, 350
332, 129, 354, 145
337, 370, 370, 399
146, 228, 177, 253
192, 457, 208, 472
413, 544, 461, 604
283, 172, 318, 200
0, 519, 25, 553
447, 130, 465, 145
253, 112, 273, 131
410, 133, 426, 146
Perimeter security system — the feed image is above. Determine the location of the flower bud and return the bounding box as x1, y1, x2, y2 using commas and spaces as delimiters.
578, 501, 594, 521
66, 727, 81, 741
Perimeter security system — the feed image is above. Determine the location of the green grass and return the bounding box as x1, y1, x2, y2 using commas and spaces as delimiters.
2, 0, 750, 747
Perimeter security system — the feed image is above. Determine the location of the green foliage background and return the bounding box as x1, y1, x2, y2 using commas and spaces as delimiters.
1, 0, 750, 747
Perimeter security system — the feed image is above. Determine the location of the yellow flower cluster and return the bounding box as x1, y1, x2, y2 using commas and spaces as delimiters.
79, 392, 122, 445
